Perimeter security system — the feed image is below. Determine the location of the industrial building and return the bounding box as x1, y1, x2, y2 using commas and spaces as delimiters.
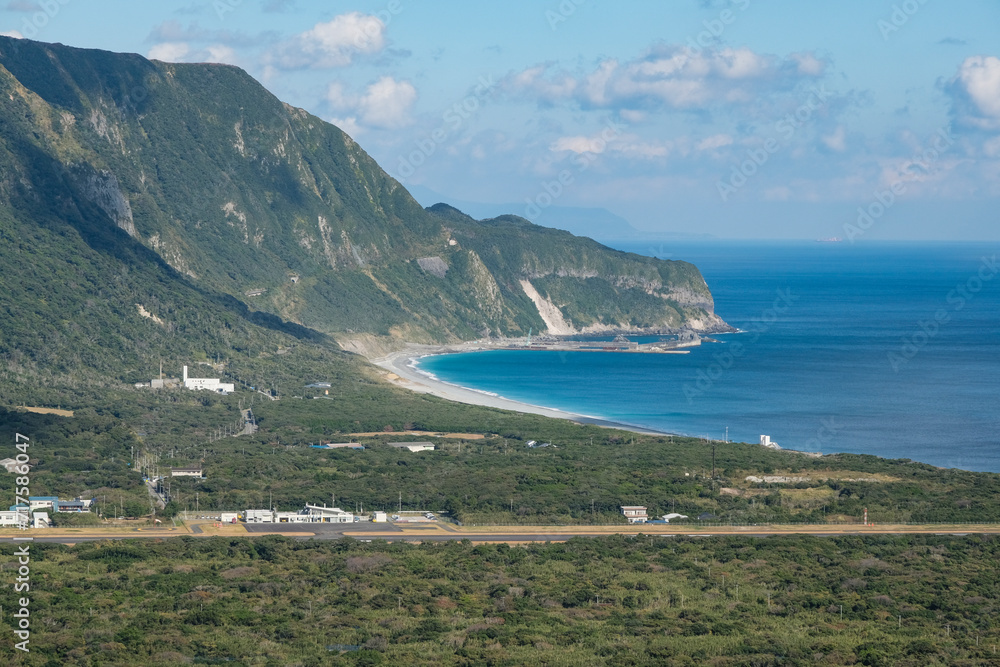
388, 442, 435, 453
182, 366, 235, 394
171, 467, 204, 478
311, 443, 365, 450
244, 509, 275, 523
303, 505, 355, 522
241, 505, 355, 524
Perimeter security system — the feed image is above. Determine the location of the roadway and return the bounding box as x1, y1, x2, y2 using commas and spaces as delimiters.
4, 522, 998, 545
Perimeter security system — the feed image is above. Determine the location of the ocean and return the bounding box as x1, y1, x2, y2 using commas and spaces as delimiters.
418, 241, 1000, 472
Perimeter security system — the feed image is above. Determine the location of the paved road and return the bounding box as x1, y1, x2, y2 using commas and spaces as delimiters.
4, 524, 999, 544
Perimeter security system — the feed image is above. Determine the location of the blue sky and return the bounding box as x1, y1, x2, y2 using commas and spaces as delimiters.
3, 0, 999, 239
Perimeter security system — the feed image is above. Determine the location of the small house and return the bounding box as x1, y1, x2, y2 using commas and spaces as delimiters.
620, 506, 648, 524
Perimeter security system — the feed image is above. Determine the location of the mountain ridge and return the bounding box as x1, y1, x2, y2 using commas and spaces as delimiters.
0, 36, 729, 376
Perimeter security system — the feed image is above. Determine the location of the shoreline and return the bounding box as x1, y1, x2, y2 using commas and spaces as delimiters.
371, 343, 673, 436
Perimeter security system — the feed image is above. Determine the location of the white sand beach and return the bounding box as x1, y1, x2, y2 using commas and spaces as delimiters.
371, 343, 670, 435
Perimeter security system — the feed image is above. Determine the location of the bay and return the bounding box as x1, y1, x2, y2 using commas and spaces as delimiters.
419, 241, 1000, 472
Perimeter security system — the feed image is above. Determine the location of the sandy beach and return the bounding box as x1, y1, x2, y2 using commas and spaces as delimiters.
371, 343, 670, 435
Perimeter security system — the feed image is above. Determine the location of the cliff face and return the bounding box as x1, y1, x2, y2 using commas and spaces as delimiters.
0, 37, 728, 352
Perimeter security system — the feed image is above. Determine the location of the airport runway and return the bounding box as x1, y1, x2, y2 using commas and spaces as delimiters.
2, 523, 997, 545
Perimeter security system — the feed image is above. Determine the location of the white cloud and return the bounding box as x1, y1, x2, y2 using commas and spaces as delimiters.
330, 116, 364, 137
147, 42, 240, 66
789, 52, 826, 77
619, 109, 647, 123
550, 135, 608, 154
611, 140, 670, 159
983, 136, 1000, 157
203, 45, 239, 65
327, 76, 417, 130
508, 64, 579, 104
822, 126, 847, 152
268, 13, 385, 70
697, 134, 733, 151
357, 77, 417, 128
149, 42, 191, 62
5, 1, 37, 12
0, 30, 23, 38
505, 46, 826, 112
948, 55, 1000, 130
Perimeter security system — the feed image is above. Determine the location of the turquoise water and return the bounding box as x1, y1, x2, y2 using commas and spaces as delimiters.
419, 241, 1000, 472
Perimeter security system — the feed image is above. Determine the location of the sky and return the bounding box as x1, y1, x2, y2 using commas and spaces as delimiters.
3, 0, 999, 240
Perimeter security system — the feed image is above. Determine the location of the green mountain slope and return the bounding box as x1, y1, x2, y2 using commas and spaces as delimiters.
0, 36, 728, 368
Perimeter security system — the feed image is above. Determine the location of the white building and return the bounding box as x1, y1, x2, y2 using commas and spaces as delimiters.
760, 435, 780, 449
621, 506, 648, 524
388, 442, 435, 453
28, 497, 58, 511
0, 511, 28, 528
275, 511, 313, 523
244, 509, 275, 523
372, 511, 388, 523
171, 467, 204, 478
32, 512, 50, 528
183, 366, 235, 394
220, 512, 239, 523
303, 505, 354, 523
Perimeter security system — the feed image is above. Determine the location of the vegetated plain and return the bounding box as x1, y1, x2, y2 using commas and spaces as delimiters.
1, 533, 998, 665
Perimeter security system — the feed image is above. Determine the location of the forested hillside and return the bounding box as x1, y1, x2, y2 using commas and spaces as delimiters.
0, 36, 727, 367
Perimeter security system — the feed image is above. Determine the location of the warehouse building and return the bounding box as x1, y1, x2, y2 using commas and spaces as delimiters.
388, 442, 435, 453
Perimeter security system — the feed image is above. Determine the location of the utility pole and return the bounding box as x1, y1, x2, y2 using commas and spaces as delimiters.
712, 444, 716, 479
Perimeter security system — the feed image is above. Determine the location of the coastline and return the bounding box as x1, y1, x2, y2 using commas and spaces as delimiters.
371, 343, 672, 436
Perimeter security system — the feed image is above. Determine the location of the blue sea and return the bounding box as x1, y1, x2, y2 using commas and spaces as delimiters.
419, 241, 1000, 472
